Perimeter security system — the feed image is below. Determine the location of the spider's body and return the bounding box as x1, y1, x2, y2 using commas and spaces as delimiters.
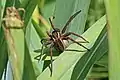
35, 10, 90, 76
50, 28, 67, 53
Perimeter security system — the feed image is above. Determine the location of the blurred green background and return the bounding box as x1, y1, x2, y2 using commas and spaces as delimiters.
1, 0, 119, 80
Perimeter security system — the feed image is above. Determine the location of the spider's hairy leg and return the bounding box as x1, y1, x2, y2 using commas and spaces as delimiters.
65, 49, 87, 52
41, 38, 51, 44
49, 44, 54, 77
61, 10, 81, 34
50, 16, 55, 20
34, 39, 52, 61
49, 17, 56, 30
34, 45, 44, 61
66, 37, 90, 51
63, 32, 89, 43
46, 31, 52, 37
40, 38, 54, 76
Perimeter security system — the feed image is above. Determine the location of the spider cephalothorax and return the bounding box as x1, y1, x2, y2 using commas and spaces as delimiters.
35, 10, 90, 76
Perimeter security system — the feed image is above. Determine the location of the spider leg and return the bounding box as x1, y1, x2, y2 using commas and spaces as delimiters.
46, 31, 53, 38
34, 45, 44, 61
49, 17, 56, 30
35, 40, 52, 61
65, 49, 86, 52
41, 38, 51, 44
61, 10, 81, 34
66, 37, 90, 51
49, 44, 53, 77
63, 32, 89, 43
50, 16, 55, 20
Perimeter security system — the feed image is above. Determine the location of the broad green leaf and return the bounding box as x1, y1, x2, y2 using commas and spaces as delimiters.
105, 0, 120, 80
37, 15, 106, 80
20, 0, 37, 80
2, 27, 24, 80
71, 26, 108, 80
22, 41, 36, 80
26, 22, 44, 77
11, 29, 24, 80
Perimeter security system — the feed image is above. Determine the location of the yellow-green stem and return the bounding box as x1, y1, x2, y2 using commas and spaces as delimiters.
105, 0, 120, 80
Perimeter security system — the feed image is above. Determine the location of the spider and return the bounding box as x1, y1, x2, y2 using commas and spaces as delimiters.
35, 10, 90, 76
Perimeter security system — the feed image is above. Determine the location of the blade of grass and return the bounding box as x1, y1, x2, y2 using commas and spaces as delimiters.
20, 0, 39, 79
105, 0, 120, 80
26, 22, 44, 77
22, 41, 36, 80
20, 0, 38, 80
71, 26, 108, 80
0, 0, 6, 28
0, 29, 8, 79
2, 26, 23, 80
0, 0, 8, 79
32, 19, 47, 38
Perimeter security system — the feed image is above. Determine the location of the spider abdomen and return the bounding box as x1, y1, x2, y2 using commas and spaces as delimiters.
53, 38, 66, 53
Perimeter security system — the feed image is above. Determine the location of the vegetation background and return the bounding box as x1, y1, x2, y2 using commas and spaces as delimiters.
0, 0, 119, 80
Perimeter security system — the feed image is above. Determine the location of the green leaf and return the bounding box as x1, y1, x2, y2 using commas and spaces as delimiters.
96, 53, 108, 68
0, 28, 8, 79
71, 26, 108, 80
37, 15, 106, 80
26, 21, 44, 77
32, 19, 47, 38
0, 0, 7, 79
20, 0, 38, 80
22, 41, 36, 80
105, 0, 120, 80
0, 0, 6, 28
